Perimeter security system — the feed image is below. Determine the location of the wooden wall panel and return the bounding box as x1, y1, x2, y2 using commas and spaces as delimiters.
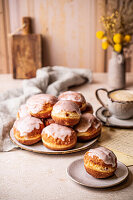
95, 0, 106, 72
0, 0, 10, 73
8, 0, 105, 72
1, 0, 133, 73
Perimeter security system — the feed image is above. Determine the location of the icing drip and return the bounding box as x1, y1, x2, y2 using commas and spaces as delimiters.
52, 100, 81, 114
88, 147, 117, 167
18, 104, 30, 118
26, 94, 57, 114
42, 123, 72, 141
14, 116, 43, 136
59, 91, 86, 103
75, 113, 101, 132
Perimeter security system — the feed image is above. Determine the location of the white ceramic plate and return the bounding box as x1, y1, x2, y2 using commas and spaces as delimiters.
96, 107, 133, 128
67, 158, 129, 188
10, 129, 99, 155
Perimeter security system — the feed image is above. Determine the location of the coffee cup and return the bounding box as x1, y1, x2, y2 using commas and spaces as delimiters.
95, 88, 133, 120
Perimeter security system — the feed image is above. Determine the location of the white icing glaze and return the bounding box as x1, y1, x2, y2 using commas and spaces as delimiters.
26, 94, 57, 114
52, 100, 81, 114
42, 123, 72, 141
75, 113, 101, 132
18, 104, 30, 118
14, 116, 43, 136
88, 147, 117, 167
59, 91, 86, 103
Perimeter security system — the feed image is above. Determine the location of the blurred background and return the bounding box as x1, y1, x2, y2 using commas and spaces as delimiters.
0, 0, 133, 74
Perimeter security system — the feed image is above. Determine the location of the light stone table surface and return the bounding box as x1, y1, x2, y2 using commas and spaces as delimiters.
0, 73, 133, 200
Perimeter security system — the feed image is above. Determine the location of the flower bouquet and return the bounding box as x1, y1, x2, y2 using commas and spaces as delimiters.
96, 1, 133, 89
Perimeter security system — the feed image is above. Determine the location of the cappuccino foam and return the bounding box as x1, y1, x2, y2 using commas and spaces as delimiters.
109, 90, 133, 101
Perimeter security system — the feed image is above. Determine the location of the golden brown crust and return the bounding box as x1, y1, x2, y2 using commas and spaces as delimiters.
29, 103, 53, 118
27, 94, 58, 119
84, 153, 116, 169
14, 134, 41, 145
84, 152, 117, 178
52, 114, 80, 126
42, 129, 77, 150
13, 124, 44, 145
84, 165, 115, 178
77, 126, 101, 141
79, 102, 87, 111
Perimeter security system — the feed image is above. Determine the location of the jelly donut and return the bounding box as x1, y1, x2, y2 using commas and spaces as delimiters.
17, 104, 30, 119
13, 115, 44, 145
51, 100, 81, 126
58, 91, 86, 111
26, 94, 58, 118
84, 147, 117, 178
41, 123, 77, 150
75, 113, 101, 141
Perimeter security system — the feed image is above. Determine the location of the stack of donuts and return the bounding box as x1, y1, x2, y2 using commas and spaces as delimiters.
13, 91, 102, 151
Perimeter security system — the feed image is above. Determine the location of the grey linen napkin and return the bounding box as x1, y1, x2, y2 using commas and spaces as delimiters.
0, 66, 92, 151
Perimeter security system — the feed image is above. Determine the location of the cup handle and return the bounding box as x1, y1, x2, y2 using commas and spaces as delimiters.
95, 88, 108, 109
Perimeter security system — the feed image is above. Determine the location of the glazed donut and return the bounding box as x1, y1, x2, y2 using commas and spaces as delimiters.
58, 91, 86, 111
75, 113, 101, 141
51, 100, 81, 126
17, 104, 30, 119
84, 147, 117, 178
26, 94, 58, 118
13, 116, 44, 145
82, 102, 93, 114
41, 123, 77, 150
44, 118, 55, 126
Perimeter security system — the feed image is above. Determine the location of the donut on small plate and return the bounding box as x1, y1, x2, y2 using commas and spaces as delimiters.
13, 115, 44, 145
26, 94, 58, 118
41, 123, 77, 151
51, 100, 81, 126
58, 91, 87, 111
84, 146, 117, 178
75, 113, 101, 141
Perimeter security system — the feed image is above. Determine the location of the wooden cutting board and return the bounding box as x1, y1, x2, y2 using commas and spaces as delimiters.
12, 17, 42, 79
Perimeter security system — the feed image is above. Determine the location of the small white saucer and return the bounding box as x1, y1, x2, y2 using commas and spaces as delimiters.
96, 107, 133, 128
67, 159, 128, 188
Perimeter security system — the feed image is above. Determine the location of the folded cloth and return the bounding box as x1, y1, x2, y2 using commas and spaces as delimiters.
0, 66, 92, 151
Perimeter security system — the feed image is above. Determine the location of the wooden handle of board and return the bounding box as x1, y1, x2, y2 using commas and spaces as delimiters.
22, 17, 31, 34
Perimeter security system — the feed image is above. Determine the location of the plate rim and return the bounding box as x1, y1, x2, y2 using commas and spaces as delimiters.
96, 107, 133, 129
67, 158, 129, 188
10, 129, 99, 155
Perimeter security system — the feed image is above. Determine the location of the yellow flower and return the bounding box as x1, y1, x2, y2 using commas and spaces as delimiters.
102, 37, 108, 50
102, 36, 107, 42
113, 33, 123, 44
114, 44, 122, 53
96, 31, 104, 39
123, 35, 131, 43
